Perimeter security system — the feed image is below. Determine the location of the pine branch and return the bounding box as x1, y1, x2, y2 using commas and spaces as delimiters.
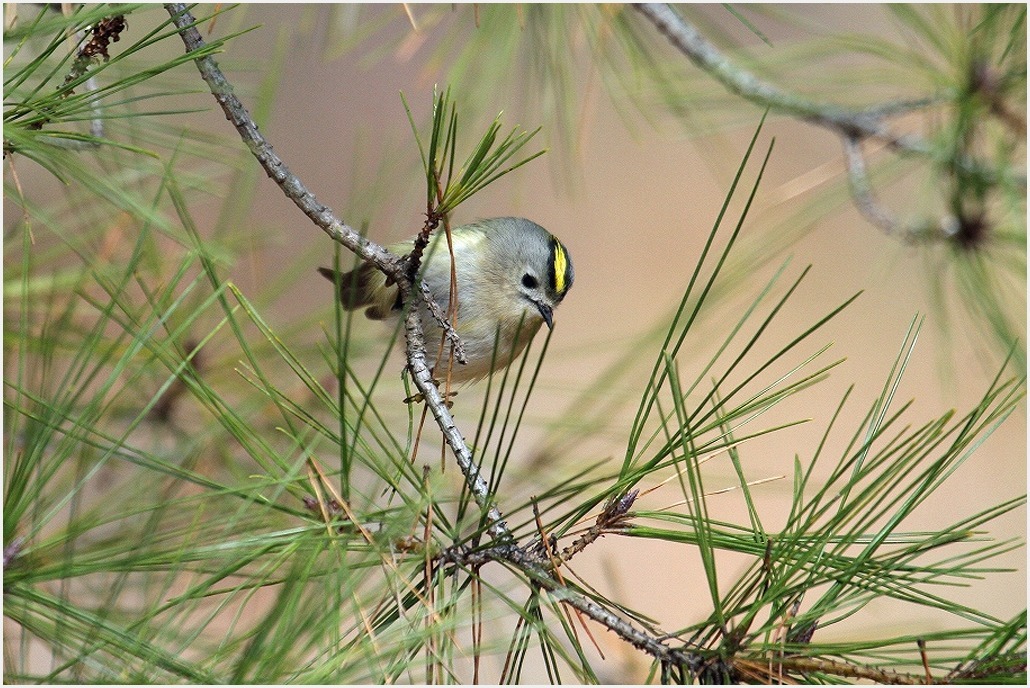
634, 3, 1026, 244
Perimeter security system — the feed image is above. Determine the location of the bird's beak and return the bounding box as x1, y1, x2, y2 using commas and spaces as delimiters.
536, 301, 554, 329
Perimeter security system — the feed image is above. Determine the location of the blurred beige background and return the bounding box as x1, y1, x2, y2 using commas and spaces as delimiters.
198, 5, 1025, 680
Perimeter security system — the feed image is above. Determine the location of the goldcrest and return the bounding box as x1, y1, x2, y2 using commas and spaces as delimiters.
319, 217, 574, 383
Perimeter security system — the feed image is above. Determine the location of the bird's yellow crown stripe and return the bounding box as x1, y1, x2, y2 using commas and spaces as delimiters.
552, 239, 568, 294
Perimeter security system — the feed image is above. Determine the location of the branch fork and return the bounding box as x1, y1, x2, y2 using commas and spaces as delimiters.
634, 2, 1024, 244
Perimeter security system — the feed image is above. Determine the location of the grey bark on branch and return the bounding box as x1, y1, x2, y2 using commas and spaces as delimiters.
635, 4, 919, 149
634, 3, 1025, 242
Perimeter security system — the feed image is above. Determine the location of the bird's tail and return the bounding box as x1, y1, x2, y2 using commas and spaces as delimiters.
317, 265, 399, 320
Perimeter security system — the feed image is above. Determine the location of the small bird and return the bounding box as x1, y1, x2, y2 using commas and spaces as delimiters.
318, 217, 574, 383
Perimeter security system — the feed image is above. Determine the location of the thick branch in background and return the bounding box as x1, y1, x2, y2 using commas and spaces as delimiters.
635, 2, 1024, 244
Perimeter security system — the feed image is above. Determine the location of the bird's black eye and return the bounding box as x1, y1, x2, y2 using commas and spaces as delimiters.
521, 273, 538, 289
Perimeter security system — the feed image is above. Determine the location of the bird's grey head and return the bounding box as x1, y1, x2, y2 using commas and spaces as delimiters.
486, 217, 574, 329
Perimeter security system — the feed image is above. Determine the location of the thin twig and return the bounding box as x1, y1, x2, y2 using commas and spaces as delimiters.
841, 135, 906, 236
434, 537, 703, 673
401, 307, 511, 540
841, 135, 962, 242
165, 5, 396, 275
558, 489, 638, 563
504, 548, 705, 674
417, 279, 467, 363
858, 96, 940, 119
742, 655, 938, 685
918, 639, 932, 685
